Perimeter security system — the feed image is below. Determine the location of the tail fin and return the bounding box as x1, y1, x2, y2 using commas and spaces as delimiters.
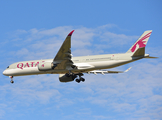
127, 30, 152, 57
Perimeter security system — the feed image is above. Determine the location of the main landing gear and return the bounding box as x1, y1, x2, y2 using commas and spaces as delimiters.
65, 72, 85, 83
75, 74, 85, 83
9, 76, 14, 84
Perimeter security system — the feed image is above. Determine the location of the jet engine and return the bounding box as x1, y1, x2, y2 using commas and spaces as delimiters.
59, 74, 75, 82
38, 62, 57, 71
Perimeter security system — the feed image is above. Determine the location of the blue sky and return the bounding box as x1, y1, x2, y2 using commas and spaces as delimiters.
0, 0, 162, 120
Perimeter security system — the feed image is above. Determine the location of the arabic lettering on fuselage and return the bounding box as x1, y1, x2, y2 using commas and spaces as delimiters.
17, 61, 45, 69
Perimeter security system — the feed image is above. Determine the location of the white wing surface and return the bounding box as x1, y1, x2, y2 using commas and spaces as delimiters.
87, 67, 132, 75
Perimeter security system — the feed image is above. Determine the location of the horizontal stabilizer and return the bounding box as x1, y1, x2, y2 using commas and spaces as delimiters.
144, 56, 158, 59
144, 54, 158, 59
87, 67, 132, 75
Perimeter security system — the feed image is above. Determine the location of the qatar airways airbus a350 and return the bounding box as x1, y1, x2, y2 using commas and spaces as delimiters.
3, 30, 157, 83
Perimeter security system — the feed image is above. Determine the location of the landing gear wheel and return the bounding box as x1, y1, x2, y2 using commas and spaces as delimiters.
10, 80, 14, 84
75, 79, 80, 83
81, 78, 85, 82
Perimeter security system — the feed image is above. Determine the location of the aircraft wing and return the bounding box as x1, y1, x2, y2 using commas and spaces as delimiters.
53, 30, 75, 70
87, 67, 132, 75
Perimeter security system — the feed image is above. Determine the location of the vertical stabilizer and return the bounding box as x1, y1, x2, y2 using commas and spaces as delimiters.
127, 30, 152, 55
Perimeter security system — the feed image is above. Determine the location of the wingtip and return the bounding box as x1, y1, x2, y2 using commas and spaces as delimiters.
68, 30, 75, 36
125, 67, 132, 72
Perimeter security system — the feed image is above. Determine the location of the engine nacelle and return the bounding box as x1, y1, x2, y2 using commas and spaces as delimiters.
59, 74, 74, 82
38, 62, 57, 71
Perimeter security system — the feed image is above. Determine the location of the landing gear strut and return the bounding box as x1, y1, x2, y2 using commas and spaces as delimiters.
9, 76, 14, 84
65, 72, 85, 83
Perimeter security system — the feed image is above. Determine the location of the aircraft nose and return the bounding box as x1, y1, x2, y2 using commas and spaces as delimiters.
3, 70, 6, 75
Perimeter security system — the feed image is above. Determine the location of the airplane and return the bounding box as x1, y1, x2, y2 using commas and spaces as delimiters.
3, 30, 157, 83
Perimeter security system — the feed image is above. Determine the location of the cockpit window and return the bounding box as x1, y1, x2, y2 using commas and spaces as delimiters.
7, 66, 9, 68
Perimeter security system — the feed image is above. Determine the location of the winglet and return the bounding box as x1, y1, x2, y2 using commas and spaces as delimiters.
124, 67, 132, 72
68, 30, 75, 36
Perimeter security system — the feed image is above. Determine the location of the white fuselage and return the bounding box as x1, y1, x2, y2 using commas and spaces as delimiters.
3, 53, 140, 77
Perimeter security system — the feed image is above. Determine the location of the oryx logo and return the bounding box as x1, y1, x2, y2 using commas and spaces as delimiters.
131, 32, 152, 52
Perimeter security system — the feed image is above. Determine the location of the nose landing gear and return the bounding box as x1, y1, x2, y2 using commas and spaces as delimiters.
9, 76, 14, 84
